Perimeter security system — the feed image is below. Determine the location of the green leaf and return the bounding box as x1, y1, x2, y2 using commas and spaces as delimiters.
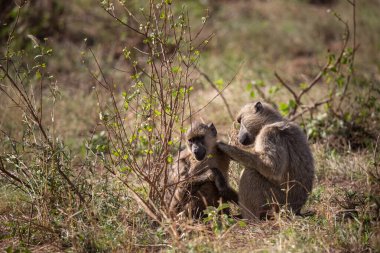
279, 102, 289, 115
256, 80, 265, 87
217, 202, 230, 211
288, 99, 296, 109
171, 66, 182, 73
246, 82, 252, 91
122, 47, 131, 60
154, 109, 161, 116
336, 75, 345, 87
112, 149, 120, 157
160, 11, 165, 19
237, 220, 247, 227
167, 155, 173, 164
299, 82, 308, 90
269, 86, 279, 95
214, 78, 224, 89
215, 78, 224, 86
35, 70, 42, 80
119, 167, 131, 172
329, 66, 337, 73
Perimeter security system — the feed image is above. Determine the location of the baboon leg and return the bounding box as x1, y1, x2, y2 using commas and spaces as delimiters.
210, 168, 239, 204
191, 183, 220, 218
239, 169, 285, 219
169, 169, 214, 214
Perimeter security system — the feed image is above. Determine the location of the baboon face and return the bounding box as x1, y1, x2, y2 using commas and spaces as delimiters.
236, 101, 282, 146
186, 122, 217, 161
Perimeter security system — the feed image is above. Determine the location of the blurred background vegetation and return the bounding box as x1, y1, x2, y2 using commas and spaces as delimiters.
0, 0, 379, 252
1, 0, 379, 148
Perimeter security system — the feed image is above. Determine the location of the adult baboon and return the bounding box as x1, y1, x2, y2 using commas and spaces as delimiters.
165, 122, 238, 218
217, 101, 314, 219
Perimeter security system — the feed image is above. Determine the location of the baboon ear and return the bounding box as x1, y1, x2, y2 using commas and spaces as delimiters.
208, 123, 217, 137
255, 101, 263, 113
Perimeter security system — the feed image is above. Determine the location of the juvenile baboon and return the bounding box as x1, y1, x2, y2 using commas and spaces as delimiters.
165, 122, 238, 218
217, 101, 314, 219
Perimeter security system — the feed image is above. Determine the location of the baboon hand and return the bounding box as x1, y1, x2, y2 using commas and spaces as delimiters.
211, 168, 239, 204
210, 168, 226, 189
190, 167, 214, 183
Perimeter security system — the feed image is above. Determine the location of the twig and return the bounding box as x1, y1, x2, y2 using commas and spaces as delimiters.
274, 72, 300, 115
185, 62, 244, 121
194, 65, 234, 121
104, 9, 145, 37
289, 98, 331, 121
298, 61, 330, 99
337, 0, 357, 112
274, 72, 299, 103
0, 157, 31, 190
253, 83, 276, 107
373, 135, 379, 173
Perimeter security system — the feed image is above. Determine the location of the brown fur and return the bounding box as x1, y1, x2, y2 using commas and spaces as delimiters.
165, 122, 235, 218
218, 102, 314, 219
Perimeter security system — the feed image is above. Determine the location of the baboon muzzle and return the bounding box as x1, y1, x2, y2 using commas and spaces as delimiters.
193, 146, 206, 161
239, 133, 252, 146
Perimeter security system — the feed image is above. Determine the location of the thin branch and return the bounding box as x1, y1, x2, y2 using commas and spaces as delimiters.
104, 9, 146, 37
274, 72, 301, 116
289, 98, 331, 121
185, 62, 244, 121
298, 62, 329, 99
337, 0, 357, 112
194, 65, 234, 121
0, 157, 31, 190
253, 84, 276, 107
373, 135, 379, 170
274, 72, 299, 103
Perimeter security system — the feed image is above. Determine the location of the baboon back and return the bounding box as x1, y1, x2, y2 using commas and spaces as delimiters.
218, 102, 314, 219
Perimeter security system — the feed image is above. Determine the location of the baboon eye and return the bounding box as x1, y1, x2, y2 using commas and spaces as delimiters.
188, 136, 204, 143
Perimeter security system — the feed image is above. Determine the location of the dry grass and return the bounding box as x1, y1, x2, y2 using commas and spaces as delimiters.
1, 0, 379, 252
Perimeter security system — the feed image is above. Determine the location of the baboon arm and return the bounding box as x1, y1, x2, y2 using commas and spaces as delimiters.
217, 142, 261, 168
169, 170, 214, 213
211, 168, 239, 204
217, 142, 287, 184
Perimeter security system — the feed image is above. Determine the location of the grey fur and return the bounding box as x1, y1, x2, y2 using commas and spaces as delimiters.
165, 122, 237, 218
218, 101, 314, 219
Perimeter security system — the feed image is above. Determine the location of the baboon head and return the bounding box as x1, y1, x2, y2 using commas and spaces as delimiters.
186, 122, 217, 161
236, 101, 283, 146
